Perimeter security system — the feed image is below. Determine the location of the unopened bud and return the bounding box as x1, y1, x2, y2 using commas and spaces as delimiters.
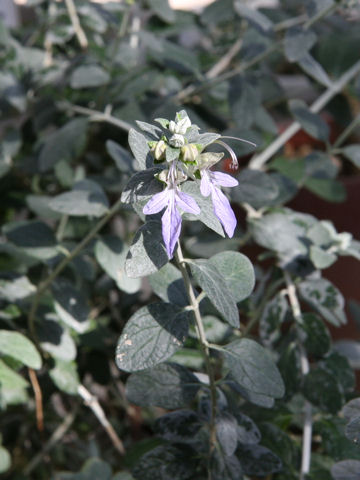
181, 144, 199, 163
152, 140, 167, 161
169, 134, 185, 148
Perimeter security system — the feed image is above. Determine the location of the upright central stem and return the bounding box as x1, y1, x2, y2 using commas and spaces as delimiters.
175, 242, 217, 456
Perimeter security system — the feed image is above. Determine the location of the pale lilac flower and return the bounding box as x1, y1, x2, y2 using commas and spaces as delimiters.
200, 170, 238, 237
143, 181, 200, 258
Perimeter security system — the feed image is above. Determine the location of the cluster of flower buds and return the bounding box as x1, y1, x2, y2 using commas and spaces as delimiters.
143, 111, 253, 258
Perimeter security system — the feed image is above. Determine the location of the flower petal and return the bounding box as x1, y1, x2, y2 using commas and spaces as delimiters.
211, 187, 237, 238
211, 171, 239, 188
200, 171, 212, 197
176, 191, 200, 215
143, 189, 170, 215
161, 202, 182, 258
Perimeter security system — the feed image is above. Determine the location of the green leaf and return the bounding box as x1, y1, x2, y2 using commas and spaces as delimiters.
216, 412, 238, 456
3, 220, 58, 260
95, 236, 141, 294
300, 313, 331, 357
208, 251, 255, 303
132, 445, 195, 480
298, 53, 332, 87
342, 398, 360, 422
128, 129, 152, 170
55, 457, 113, 480
116, 303, 190, 372
154, 410, 201, 443
70, 64, 110, 89
331, 460, 360, 480
234, 2, 273, 32
49, 179, 109, 217
305, 177, 346, 203
310, 245, 337, 269
52, 279, 90, 334
320, 351, 355, 393
210, 450, 243, 480
259, 293, 288, 346
0, 276, 36, 302
106, 140, 134, 173
0, 359, 28, 407
284, 26, 317, 62
289, 99, 329, 142
342, 144, 360, 168
234, 412, 261, 444
121, 168, 163, 206
37, 319, 77, 361
38, 118, 88, 171
126, 362, 200, 409
229, 76, 260, 129
345, 417, 360, 445
149, 263, 188, 307
0, 330, 42, 369
181, 181, 224, 237
232, 169, 279, 209
147, 0, 175, 23
0, 71, 26, 112
189, 259, 239, 327
0, 446, 11, 474
299, 278, 346, 326
125, 221, 168, 278
222, 339, 284, 398
49, 359, 80, 395
303, 368, 344, 414
236, 444, 282, 476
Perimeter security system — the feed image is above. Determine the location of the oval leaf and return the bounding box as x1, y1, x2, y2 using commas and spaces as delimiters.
0, 330, 42, 369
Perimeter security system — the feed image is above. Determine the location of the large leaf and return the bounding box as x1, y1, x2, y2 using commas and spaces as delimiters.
234, 2, 273, 32
52, 279, 90, 333
297, 53, 332, 87
342, 144, 360, 168
70, 64, 110, 89
236, 444, 282, 476
125, 221, 168, 278
222, 339, 284, 398
300, 313, 331, 357
128, 129, 153, 170
149, 263, 188, 307
49, 179, 109, 217
216, 412, 238, 456
95, 236, 141, 294
259, 293, 288, 346
49, 359, 80, 395
232, 169, 279, 209
229, 76, 260, 129
37, 319, 77, 361
121, 168, 163, 205
303, 368, 344, 414
148, 0, 175, 23
331, 460, 360, 480
116, 303, 190, 372
0, 446, 11, 474
39, 118, 88, 171
0, 330, 41, 369
289, 99, 329, 142
0, 359, 28, 407
298, 278, 346, 326
0, 276, 36, 302
208, 251, 255, 303
189, 259, 239, 327
126, 362, 200, 409
154, 410, 201, 443
284, 26, 317, 62
106, 140, 134, 173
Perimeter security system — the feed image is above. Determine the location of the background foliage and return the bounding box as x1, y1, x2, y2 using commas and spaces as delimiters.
1, 0, 360, 479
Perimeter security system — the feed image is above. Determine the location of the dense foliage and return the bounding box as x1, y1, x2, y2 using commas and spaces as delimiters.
1, 0, 360, 479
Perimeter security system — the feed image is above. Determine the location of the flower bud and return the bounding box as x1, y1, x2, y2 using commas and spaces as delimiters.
181, 144, 199, 163
152, 140, 166, 161
169, 134, 185, 148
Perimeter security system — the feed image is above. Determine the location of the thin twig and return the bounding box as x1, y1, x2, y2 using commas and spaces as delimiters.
28, 368, 44, 432
206, 38, 243, 80
249, 59, 360, 170
77, 384, 125, 455
283, 271, 312, 480
333, 113, 360, 149
175, 243, 217, 462
28, 196, 123, 343
64, 0, 88, 50
23, 404, 79, 475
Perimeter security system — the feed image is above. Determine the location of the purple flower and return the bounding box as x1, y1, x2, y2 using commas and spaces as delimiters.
143, 184, 200, 258
200, 170, 238, 237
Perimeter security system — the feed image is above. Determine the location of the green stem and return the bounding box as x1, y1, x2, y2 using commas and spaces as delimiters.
333, 113, 360, 149
28, 196, 123, 342
175, 242, 217, 459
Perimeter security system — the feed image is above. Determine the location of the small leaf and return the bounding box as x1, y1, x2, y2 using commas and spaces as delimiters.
116, 303, 190, 372
284, 27, 317, 62
310, 245, 337, 269
55, 457, 113, 480
236, 444, 282, 476
125, 221, 168, 278
106, 140, 134, 173
148, 0, 175, 23
0, 330, 42, 369
0, 276, 36, 302
222, 339, 284, 398
342, 144, 360, 168
298, 53, 332, 87
209, 251, 255, 303
345, 417, 360, 445
300, 313, 331, 357
149, 263, 188, 307
49, 179, 109, 217
229, 76, 260, 129
342, 398, 360, 422
154, 410, 201, 443
190, 259, 239, 327
234, 2, 273, 32
52, 279, 90, 333
95, 236, 141, 294
303, 368, 344, 414
49, 359, 80, 395
37, 319, 77, 361
331, 460, 360, 480
289, 99, 329, 142
234, 412, 261, 445
216, 412, 238, 456
259, 293, 288, 346
70, 64, 110, 89
128, 129, 153, 170
0, 446, 11, 474
305, 177, 346, 203
126, 362, 200, 409
299, 278, 346, 327
38, 118, 88, 171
